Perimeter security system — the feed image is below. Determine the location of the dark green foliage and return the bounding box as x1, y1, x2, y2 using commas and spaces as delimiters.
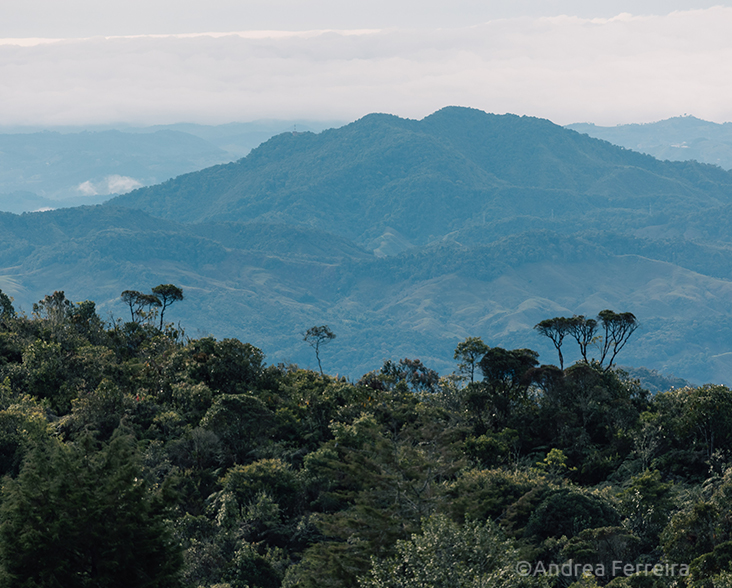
525, 488, 620, 549
651, 385, 732, 478
660, 470, 732, 569
1, 287, 732, 588
379, 357, 440, 393
200, 394, 274, 463
689, 541, 732, 586
32, 290, 72, 324
478, 347, 538, 430
528, 362, 647, 483
0, 432, 182, 588
59, 377, 130, 440
561, 527, 643, 584
443, 468, 549, 525
617, 470, 674, 550
0, 333, 22, 367
187, 337, 265, 395
220, 458, 302, 516
291, 398, 464, 587
358, 514, 544, 588
0, 394, 49, 478
0, 290, 14, 322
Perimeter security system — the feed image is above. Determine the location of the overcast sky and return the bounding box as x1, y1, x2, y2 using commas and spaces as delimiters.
1, 1, 731, 126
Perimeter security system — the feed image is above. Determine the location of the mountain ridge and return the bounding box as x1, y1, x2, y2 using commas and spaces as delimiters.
567, 115, 732, 170
108, 107, 732, 251
3, 107, 732, 383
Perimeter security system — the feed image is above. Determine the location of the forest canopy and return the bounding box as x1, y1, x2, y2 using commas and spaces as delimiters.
0, 288, 726, 588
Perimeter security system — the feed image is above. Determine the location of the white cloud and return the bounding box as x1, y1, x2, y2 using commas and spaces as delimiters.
1, 7, 732, 126
76, 176, 142, 196
105, 175, 143, 194
1, 0, 728, 37
76, 181, 97, 196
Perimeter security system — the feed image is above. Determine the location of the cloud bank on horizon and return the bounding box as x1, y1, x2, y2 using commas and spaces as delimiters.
1, 4, 731, 127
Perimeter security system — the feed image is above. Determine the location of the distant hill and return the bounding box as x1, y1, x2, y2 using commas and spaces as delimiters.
131, 120, 346, 159
4, 107, 732, 384
110, 107, 732, 249
567, 116, 732, 170
0, 130, 231, 206
1, 205, 728, 384
620, 366, 692, 393
0, 120, 345, 214
0, 191, 112, 214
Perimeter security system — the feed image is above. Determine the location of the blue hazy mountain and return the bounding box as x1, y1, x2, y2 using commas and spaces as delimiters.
0, 120, 342, 213
567, 115, 732, 170
109, 107, 732, 249
4, 107, 732, 384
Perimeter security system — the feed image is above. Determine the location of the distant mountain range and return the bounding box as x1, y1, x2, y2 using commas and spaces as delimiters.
2, 107, 732, 385
567, 115, 732, 170
0, 120, 341, 213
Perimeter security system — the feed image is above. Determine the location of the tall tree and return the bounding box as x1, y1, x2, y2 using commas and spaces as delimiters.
534, 317, 572, 370
32, 290, 72, 325
381, 358, 440, 393
453, 336, 489, 383
567, 315, 598, 364
478, 347, 538, 429
151, 284, 184, 329
120, 290, 161, 324
597, 310, 638, 369
303, 325, 336, 376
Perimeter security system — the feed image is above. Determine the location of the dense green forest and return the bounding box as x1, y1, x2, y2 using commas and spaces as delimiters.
1, 287, 732, 588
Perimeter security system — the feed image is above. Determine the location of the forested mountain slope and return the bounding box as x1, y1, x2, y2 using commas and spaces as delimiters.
5, 107, 732, 588
1, 291, 729, 588
3, 108, 732, 383
1, 205, 731, 384
109, 107, 732, 250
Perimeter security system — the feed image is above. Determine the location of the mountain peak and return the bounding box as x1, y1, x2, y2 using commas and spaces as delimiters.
107, 107, 732, 247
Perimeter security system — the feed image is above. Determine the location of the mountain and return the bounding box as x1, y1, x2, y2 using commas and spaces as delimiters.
567, 115, 732, 171
0, 121, 346, 214
110, 107, 732, 250
0, 190, 113, 214
0, 129, 231, 207
130, 120, 346, 159
4, 107, 732, 384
